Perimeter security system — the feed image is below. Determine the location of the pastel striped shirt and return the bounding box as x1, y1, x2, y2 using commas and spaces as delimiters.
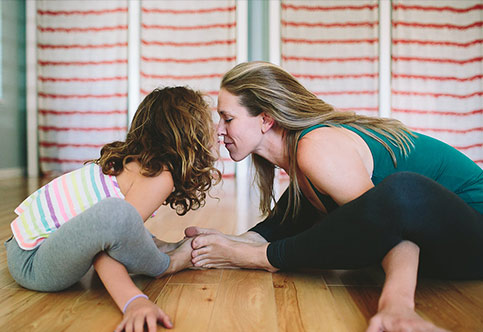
11, 163, 124, 250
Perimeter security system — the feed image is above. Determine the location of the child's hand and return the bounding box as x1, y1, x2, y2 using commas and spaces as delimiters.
115, 297, 173, 332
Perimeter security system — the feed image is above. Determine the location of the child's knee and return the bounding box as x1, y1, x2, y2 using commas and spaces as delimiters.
90, 198, 144, 235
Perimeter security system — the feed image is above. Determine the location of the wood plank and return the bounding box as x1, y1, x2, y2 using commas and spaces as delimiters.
0, 287, 119, 332
0, 266, 122, 331
273, 271, 352, 332
414, 280, 483, 332
143, 274, 171, 299
155, 283, 218, 332
169, 268, 222, 284
0, 288, 47, 327
272, 272, 309, 331
452, 280, 483, 309
55, 289, 120, 332
208, 270, 278, 332
322, 267, 385, 286
344, 286, 381, 322
329, 286, 368, 331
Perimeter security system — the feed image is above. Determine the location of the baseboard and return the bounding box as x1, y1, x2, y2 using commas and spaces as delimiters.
0, 167, 25, 179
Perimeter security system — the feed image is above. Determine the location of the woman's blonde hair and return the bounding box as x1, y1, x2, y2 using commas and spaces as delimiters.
221, 61, 414, 220
93, 86, 221, 215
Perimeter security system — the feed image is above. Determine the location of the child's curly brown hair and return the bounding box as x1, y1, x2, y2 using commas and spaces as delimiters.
93, 86, 221, 215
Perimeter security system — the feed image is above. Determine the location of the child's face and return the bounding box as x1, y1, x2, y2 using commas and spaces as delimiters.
210, 122, 221, 158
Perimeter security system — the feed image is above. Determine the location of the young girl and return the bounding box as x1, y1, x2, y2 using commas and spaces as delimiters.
5, 87, 221, 332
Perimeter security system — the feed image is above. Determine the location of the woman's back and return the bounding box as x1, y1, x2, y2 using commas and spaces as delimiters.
300, 124, 483, 213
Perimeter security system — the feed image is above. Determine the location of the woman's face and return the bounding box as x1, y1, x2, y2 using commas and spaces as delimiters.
217, 88, 263, 162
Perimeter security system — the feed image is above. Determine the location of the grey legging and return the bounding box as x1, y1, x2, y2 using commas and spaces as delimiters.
5, 198, 169, 292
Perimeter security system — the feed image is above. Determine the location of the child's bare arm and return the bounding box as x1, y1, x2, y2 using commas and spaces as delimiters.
94, 169, 177, 331
93, 253, 172, 331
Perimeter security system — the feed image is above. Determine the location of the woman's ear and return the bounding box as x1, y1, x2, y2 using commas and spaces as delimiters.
261, 113, 275, 133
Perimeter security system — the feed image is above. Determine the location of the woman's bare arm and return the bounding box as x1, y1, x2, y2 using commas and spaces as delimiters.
367, 241, 448, 332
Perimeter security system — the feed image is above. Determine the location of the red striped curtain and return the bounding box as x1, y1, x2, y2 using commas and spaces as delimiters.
280, 0, 380, 117
392, 1, 483, 167
36, 0, 129, 175
140, 0, 237, 177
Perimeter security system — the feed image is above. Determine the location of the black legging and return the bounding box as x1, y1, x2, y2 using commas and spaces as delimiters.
250, 172, 483, 279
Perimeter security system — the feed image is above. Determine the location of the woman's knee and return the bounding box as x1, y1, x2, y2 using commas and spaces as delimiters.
380, 172, 435, 193
375, 172, 437, 209
348, 172, 439, 227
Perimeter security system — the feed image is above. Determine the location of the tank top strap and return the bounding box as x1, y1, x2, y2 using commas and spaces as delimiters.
297, 123, 340, 213
299, 124, 329, 141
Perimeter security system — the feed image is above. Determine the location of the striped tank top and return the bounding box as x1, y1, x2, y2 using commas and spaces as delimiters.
11, 163, 124, 250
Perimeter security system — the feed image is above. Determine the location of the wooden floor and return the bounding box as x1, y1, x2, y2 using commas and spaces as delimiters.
0, 176, 482, 331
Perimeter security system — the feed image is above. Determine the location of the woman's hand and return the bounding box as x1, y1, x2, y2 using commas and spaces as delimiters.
367, 305, 449, 332
369, 241, 449, 332
114, 297, 172, 332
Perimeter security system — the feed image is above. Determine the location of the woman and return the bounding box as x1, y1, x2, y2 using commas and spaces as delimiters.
185, 62, 483, 332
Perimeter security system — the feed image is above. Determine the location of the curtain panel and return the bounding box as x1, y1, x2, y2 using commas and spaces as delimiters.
140, 0, 237, 177
391, 0, 482, 167
35, 0, 238, 177
36, 0, 129, 175
279, 0, 482, 167
280, 0, 380, 117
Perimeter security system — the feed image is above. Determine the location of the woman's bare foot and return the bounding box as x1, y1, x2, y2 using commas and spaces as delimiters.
190, 234, 278, 272
184, 226, 222, 238
185, 227, 267, 244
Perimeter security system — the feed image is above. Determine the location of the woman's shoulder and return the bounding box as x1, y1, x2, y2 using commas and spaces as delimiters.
298, 126, 359, 152
296, 126, 375, 204
297, 126, 363, 167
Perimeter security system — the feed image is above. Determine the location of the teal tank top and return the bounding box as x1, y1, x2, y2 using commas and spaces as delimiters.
299, 124, 483, 214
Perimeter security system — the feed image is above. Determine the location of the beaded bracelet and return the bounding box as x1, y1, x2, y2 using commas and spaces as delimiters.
122, 294, 149, 314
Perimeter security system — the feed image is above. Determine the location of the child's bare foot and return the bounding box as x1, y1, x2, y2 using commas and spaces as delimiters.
163, 238, 194, 275
153, 237, 183, 253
